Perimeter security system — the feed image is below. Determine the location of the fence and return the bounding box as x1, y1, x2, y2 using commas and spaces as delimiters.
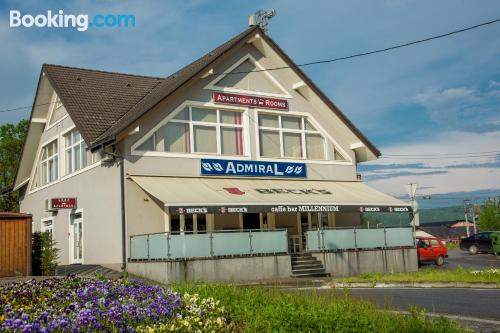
130, 229, 288, 260
306, 227, 414, 251
0, 212, 32, 277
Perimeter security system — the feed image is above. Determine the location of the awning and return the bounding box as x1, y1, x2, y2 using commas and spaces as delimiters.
129, 176, 412, 214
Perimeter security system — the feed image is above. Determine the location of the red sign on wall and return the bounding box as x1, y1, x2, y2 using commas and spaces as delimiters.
213, 92, 288, 110
51, 198, 77, 209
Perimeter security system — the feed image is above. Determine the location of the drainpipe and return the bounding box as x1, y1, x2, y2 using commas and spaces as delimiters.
102, 149, 127, 271
119, 157, 126, 271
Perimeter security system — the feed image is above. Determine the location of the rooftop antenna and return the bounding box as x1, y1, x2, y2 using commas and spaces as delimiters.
248, 10, 276, 33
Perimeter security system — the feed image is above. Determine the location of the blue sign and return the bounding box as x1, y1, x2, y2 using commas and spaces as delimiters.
201, 159, 306, 178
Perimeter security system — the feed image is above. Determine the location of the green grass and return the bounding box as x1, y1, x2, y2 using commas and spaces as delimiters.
445, 242, 460, 250
332, 267, 500, 284
173, 283, 467, 333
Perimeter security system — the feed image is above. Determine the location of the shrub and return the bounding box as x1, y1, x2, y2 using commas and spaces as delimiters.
40, 231, 60, 276
31, 232, 43, 276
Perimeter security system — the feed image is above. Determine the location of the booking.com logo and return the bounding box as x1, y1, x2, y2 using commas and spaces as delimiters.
9, 10, 136, 32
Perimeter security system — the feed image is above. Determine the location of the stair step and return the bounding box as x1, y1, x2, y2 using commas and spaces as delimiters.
56, 264, 122, 279
290, 253, 330, 278
292, 259, 320, 265
292, 267, 326, 273
292, 263, 324, 270
292, 272, 331, 278
292, 254, 312, 259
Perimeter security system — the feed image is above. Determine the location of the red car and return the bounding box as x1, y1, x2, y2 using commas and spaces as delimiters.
417, 237, 448, 266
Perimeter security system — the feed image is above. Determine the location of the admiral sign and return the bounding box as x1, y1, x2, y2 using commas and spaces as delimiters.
201, 159, 306, 178
212, 92, 288, 110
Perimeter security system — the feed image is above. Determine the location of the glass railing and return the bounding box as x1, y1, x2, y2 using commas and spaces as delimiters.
306, 227, 415, 251
130, 229, 288, 260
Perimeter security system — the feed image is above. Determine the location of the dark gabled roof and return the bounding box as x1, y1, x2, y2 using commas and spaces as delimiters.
42, 25, 379, 157
43, 65, 164, 144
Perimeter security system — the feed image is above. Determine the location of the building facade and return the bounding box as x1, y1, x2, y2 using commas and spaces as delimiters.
12, 26, 417, 280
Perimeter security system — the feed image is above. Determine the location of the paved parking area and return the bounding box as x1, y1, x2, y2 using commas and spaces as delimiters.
419, 249, 500, 270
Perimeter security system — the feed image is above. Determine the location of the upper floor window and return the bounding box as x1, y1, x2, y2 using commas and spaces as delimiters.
54, 96, 63, 110
64, 129, 102, 175
258, 114, 326, 160
138, 106, 245, 156
40, 140, 58, 185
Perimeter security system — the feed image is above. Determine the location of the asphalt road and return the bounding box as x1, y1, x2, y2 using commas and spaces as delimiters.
420, 249, 500, 270
339, 288, 500, 321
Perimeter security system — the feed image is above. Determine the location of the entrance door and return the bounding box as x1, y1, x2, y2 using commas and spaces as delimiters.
69, 210, 83, 264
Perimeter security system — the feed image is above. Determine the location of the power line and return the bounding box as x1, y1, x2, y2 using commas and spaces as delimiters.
383, 150, 500, 157
1, 17, 499, 114
0, 101, 55, 113
214, 17, 500, 76
380, 154, 500, 160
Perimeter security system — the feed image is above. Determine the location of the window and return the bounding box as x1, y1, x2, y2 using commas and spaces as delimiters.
258, 114, 326, 160
41, 218, 53, 238
419, 239, 430, 248
137, 106, 245, 156
64, 129, 102, 175
54, 96, 63, 110
39, 140, 58, 186
430, 239, 441, 247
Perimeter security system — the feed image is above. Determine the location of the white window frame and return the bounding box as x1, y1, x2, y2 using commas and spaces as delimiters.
257, 113, 326, 160
204, 54, 293, 99
63, 129, 87, 175
254, 109, 352, 164
132, 101, 251, 160
41, 217, 54, 236
39, 139, 59, 186
45, 92, 69, 131
28, 126, 103, 194
69, 209, 84, 264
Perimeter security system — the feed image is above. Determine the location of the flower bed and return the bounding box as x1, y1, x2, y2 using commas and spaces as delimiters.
0, 277, 231, 332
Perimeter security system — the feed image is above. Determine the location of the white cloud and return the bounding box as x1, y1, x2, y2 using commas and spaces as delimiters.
363, 130, 500, 196
412, 86, 500, 133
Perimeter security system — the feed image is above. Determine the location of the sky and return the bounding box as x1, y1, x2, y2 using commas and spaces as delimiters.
0, 0, 499, 207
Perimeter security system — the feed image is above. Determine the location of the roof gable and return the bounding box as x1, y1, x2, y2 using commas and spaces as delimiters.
205, 53, 292, 98
92, 26, 260, 146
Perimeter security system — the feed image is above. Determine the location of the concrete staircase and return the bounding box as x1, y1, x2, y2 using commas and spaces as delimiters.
291, 253, 330, 278
56, 264, 123, 279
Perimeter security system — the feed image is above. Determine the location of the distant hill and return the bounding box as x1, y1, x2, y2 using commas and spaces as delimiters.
363, 205, 464, 227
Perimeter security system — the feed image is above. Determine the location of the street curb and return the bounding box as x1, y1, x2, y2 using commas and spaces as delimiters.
328, 282, 500, 289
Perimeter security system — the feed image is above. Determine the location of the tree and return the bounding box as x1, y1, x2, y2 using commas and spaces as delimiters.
0, 119, 29, 211
478, 198, 500, 231
40, 231, 60, 276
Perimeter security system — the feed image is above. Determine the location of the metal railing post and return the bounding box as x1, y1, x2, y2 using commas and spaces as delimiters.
129, 236, 132, 260
167, 233, 171, 259
209, 232, 214, 257
384, 227, 387, 248
353, 227, 357, 250
249, 229, 253, 254
321, 228, 325, 251
147, 235, 150, 260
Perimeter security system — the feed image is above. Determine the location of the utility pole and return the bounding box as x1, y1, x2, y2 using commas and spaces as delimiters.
463, 199, 470, 237
406, 183, 418, 245
471, 201, 478, 235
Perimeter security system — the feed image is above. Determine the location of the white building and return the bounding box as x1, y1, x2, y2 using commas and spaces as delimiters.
11, 25, 417, 281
